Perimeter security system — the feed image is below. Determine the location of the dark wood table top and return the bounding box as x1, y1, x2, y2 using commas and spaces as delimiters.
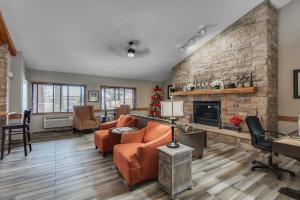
273, 130, 300, 160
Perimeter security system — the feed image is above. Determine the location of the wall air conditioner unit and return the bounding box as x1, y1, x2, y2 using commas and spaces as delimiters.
43, 115, 73, 129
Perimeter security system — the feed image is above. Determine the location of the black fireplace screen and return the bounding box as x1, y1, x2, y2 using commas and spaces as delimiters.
193, 101, 221, 127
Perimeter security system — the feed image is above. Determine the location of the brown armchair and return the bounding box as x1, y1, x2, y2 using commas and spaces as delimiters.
73, 105, 100, 135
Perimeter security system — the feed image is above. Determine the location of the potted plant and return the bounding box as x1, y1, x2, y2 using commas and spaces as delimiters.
223, 115, 243, 132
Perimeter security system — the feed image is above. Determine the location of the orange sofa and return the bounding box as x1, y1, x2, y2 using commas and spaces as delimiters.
113, 121, 173, 189
94, 115, 137, 156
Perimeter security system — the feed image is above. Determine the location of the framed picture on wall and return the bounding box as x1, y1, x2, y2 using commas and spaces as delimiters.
294, 69, 300, 99
88, 90, 99, 102
167, 85, 173, 99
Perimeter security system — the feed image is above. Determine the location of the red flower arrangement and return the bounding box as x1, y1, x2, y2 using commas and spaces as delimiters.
230, 115, 243, 127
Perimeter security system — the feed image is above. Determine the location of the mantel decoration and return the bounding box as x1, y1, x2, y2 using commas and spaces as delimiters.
171, 71, 255, 94
88, 90, 99, 102
149, 86, 164, 118
223, 115, 243, 132
293, 69, 300, 99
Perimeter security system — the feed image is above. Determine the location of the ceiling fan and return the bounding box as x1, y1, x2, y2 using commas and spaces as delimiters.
125, 40, 150, 58
110, 40, 151, 58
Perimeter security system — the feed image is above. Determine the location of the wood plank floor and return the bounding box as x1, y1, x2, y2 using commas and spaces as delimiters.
0, 131, 299, 200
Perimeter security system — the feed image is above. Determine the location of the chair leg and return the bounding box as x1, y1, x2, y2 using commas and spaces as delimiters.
251, 154, 295, 180
22, 127, 27, 156
277, 167, 296, 177
1, 128, 5, 160
8, 129, 11, 154
128, 184, 136, 191
27, 126, 32, 152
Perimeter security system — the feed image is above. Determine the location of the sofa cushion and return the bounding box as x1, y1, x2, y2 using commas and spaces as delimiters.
116, 115, 132, 128
143, 121, 170, 143
82, 120, 98, 129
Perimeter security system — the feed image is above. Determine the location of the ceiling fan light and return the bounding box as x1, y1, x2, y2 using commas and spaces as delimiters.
127, 48, 135, 58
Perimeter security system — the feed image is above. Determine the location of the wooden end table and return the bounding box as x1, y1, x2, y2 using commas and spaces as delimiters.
158, 143, 194, 199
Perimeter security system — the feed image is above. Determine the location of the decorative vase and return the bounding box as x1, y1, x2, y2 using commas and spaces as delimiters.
223, 124, 242, 132
250, 72, 254, 87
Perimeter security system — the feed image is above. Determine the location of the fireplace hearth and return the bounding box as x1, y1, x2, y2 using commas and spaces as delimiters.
193, 101, 221, 127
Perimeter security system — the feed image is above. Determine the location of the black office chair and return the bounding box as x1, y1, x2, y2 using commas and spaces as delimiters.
245, 115, 295, 179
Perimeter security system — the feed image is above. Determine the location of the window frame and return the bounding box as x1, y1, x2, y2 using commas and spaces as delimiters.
100, 85, 137, 111
31, 81, 86, 114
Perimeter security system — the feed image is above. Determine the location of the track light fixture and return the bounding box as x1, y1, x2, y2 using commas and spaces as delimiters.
179, 27, 207, 52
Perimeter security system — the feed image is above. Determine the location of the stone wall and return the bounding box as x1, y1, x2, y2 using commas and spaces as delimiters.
171, 1, 278, 131
0, 45, 8, 125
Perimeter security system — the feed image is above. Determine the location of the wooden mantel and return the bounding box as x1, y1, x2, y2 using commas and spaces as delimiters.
0, 11, 16, 56
170, 87, 256, 96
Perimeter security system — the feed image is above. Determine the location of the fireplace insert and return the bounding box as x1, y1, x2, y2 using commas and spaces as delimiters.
193, 101, 221, 127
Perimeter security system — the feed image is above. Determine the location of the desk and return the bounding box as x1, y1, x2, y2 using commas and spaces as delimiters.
273, 131, 300, 199
273, 131, 300, 160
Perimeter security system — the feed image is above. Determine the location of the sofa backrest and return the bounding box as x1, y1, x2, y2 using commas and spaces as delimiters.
73, 105, 93, 121
129, 114, 169, 129
143, 121, 171, 143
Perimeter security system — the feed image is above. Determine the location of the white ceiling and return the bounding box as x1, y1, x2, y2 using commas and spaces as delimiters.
0, 0, 292, 82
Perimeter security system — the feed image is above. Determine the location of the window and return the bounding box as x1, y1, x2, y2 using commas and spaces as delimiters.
32, 83, 85, 113
101, 86, 136, 110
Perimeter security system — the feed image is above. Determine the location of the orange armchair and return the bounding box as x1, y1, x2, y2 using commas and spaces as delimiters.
113, 121, 173, 189
94, 115, 137, 155
73, 105, 100, 135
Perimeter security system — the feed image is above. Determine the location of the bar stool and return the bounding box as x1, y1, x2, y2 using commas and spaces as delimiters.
1, 110, 32, 160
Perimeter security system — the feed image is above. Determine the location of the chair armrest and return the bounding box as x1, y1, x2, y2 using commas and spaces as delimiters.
91, 114, 100, 123
122, 118, 137, 128
136, 132, 171, 160
73, 118, 82, 129
100, 120, 118, 130
121, 128, 145, 144
265, 130, 285, 138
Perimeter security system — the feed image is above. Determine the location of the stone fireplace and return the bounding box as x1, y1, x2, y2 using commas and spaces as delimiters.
170, 1, 278, 132
0, 45, 8, 125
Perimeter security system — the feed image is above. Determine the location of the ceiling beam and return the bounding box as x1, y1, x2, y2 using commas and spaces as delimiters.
0, 11, 16, 56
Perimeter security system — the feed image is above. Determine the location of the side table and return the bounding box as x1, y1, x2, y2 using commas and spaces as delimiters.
158, 144, 193, 199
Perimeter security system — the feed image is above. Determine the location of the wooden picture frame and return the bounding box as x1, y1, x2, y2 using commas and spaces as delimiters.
88, 90, 99, 102
167, 85, 173, 99
294, 69, 300, 99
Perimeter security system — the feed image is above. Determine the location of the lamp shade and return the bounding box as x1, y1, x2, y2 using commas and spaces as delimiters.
161, 101, 184, 117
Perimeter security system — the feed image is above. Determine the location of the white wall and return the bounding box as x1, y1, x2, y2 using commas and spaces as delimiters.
26, 69, 161, 132
278, 0, 300, 133
8, 51, 27, 113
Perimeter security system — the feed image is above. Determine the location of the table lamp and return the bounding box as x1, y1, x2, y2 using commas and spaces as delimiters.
161, 100, 184, 148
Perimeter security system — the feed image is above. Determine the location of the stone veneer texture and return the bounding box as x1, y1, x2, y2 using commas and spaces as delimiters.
0, 45, 8, 125
171, 1, 278, 131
